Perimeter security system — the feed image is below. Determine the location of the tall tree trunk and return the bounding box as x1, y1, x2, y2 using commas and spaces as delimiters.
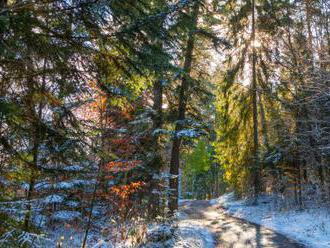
81, 108, 105, 248
81, 162, 102, 248
168, 1, 199, 214
326, 12, 330, 62
148, 78, 164, 218
304, 0, 314, 64
23, 61, 47, 231
258, 94, 269, 151
251, 0, 260, 203
297, 163, 303, 208
152, 78, 163, 170
153, 80, 163, 132
23, 102, 43, 231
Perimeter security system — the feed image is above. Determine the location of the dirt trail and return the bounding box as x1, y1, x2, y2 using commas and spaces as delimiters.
179, 200, 306, 248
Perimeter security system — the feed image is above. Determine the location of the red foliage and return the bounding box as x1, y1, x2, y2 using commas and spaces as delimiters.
110, 138, 136, 156
104, 160, 142, 173
110, 181, 145, 202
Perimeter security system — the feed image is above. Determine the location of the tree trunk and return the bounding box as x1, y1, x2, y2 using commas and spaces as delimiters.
148, 78, 164, 218
251, 0, 260, 203
81, 108, 105, 248
168, 1, 199, 215
297, 163, 303, 208
304, 0, 314, 64
151, 77, 164, 171
23, 105, 42, 231
23, 63, 46, 231
153, 79, 163, 132
258, 94, 270, 150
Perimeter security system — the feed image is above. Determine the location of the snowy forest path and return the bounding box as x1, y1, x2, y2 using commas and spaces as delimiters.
179, 200, 305, 248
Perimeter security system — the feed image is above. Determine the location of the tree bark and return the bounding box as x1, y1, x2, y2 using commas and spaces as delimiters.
148, 79, 164, 218
251, 0, 260, 203
81, 108, 105, 248
152, 78, 164, 170
23, 61, 47, 231
169, 1, 199, 215
258, 94, 269, 150
304, 0, 314, 63
23, 101, 43, 231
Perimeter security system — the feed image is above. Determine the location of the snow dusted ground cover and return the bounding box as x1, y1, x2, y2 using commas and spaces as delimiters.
56, 217, 215, 248
173, 200, 214, 248
141, 214, 214, 247
140, 200, 214, 248
211, 193, 330, 248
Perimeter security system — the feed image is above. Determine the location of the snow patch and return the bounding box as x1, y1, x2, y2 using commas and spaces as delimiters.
143, 221, 214, 248
152, 128, 170, 136
174, 220, 215, 248
63, 165, 84, 171
55, 181, 74, 190
32, 214, 48, 227
54, 179, 96, 190
213, 193, 330, 248
65, 201, 79, 208
51, 210, 81, 221
176, 129, 206, 138
43, 194, 65, 204
20, 182, 30, 190
34, 181, 52, 191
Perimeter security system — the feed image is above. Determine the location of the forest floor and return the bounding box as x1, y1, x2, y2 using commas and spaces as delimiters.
179, 200, 305, 248
211, 193, 330, 248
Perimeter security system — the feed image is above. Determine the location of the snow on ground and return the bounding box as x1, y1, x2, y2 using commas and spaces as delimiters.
174, 219, 215, 248
141, 203, 215, 248
142, 219, 215, 248
142, 203, 215, 248
212, 193, 330, 248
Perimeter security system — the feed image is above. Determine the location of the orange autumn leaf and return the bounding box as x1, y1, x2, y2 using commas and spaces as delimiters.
110, 181, 145, 201
104, 160, 142, 173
